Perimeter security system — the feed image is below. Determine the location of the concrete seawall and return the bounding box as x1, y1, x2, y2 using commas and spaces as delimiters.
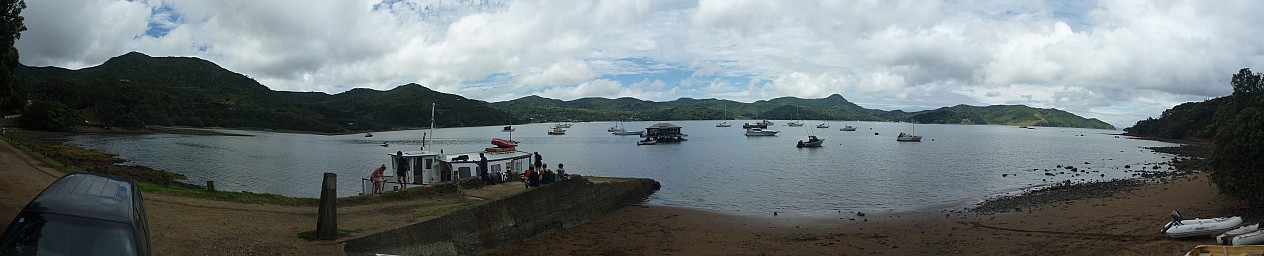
343, 176, 661, 255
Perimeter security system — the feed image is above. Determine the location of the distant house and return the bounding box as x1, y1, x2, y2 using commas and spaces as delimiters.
644, 123, 687, 142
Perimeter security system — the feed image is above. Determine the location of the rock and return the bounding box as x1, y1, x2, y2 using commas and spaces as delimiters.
774, 211, 778, 216
1002, 174, 1008, 177
1152, 165, 1160, 169
857, 212, 866, 217
1044, 173, 1054, 176
1084, 162, 1091, 164
1125, 165, 1131, 168
1057, 165, 1063, 168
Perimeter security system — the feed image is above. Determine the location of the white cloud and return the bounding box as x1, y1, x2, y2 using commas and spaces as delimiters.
16, 0, 150, 68
15, 0, 1264, 128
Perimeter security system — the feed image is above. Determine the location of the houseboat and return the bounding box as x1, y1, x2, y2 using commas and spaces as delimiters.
640, 123, 687, 144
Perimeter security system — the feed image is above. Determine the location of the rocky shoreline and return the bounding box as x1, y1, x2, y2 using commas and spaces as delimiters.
970, 141, 1207, 215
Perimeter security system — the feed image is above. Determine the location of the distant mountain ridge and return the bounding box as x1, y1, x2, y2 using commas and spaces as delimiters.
13, 52, 1113, 132
490, 94, 1115, 129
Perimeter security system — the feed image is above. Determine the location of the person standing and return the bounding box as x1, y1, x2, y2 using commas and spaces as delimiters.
370, 164, 386, 194
478, 153, 492, 185
533, 152, 543, 169
395, 151, 408, 189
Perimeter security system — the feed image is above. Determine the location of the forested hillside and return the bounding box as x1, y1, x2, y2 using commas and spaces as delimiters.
492, 94, 1115, 129
15, 52, 514, 132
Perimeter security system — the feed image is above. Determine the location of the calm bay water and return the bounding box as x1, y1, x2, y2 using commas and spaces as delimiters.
68, 121, 1177, 217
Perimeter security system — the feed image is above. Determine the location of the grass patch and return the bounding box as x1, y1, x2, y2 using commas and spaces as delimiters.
409, 200, 490, 220
297, 229, 355, 241
0, 136, 84, 174
136, 182, 319, 206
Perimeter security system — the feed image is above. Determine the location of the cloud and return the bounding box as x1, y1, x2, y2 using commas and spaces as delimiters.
15, 0, 1264, 128
16, 0, 150, 68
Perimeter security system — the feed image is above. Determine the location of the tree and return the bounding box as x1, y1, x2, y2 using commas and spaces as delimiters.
1, 0, 26, 111
1210, 68, 1264, 202
17, 101, 82, 132
1231, 68, 1264, 98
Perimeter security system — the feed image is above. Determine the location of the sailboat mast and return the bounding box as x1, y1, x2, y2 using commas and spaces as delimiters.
425, 103, 436, 149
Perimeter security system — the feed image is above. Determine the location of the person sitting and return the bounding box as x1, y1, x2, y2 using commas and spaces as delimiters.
556, 163, 567, 181
540, 165, 552, 185
530, 165, 542, 187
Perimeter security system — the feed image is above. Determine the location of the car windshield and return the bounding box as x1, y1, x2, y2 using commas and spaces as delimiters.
0, 212, 137, 256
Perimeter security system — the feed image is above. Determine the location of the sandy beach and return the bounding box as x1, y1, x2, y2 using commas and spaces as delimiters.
0, 129, 1245, 255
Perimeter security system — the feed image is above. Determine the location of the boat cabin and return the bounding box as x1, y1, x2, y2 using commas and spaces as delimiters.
645, 123, 687, 142
364, 149, 533, 194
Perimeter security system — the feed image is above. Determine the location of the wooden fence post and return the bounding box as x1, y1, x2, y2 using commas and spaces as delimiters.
317, 172, 337, 240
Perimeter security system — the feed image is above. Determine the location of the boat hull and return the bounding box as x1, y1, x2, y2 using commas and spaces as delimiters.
1219, 224, 1264, 245
797, 140, 825, 148
742, 123, 768, 129
1165, 217, 1243, 238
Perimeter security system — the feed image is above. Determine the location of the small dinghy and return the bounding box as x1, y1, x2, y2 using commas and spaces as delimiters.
491, 138, 518, 148
1163, 211, 1243, 238
1218, 223, 1264, 245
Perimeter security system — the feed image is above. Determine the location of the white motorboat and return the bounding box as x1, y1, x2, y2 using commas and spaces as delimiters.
745, 128, 779, 136
1164, 214, 1243, 238
613, 130, 644, 135
787, 121, 804, 127
554, 123, 572, 128
502, 126, 515, 132
636, 138, 656, 145
610, 121, 644, 135
1218, 224, 1264, 245
816, 122, 829, 128
548, 126, 566, 135
840, 125, 856, 131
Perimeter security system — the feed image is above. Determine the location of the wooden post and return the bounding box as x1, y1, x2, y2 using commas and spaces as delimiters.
206, 180, 215, 191
316, 172, 337, 240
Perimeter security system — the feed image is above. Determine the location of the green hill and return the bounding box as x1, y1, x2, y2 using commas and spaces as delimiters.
491, 95, 1115, 129
908, 104, 1115, 129
1123, 97, 1228, 139
15, 52, 513, 133
12, 51, 1113, 132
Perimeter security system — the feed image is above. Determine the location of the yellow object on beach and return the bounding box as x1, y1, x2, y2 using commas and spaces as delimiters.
1185, 245, 1264, 256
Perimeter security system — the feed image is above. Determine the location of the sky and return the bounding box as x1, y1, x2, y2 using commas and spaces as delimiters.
15, 0, 1264, 129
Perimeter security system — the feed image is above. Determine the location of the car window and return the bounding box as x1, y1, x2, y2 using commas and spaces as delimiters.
0, 212, 138, 256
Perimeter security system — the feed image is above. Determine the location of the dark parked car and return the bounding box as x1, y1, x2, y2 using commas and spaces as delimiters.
0, 172, 151, 255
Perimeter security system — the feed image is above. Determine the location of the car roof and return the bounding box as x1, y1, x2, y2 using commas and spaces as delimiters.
26, 172, 139, 223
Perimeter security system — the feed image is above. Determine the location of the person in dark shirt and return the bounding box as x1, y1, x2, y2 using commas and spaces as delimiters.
478, 153, 493, 185
395, 151, 408, 189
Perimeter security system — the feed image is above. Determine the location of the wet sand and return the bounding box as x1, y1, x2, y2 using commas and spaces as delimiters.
485, 172, 1241, 255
